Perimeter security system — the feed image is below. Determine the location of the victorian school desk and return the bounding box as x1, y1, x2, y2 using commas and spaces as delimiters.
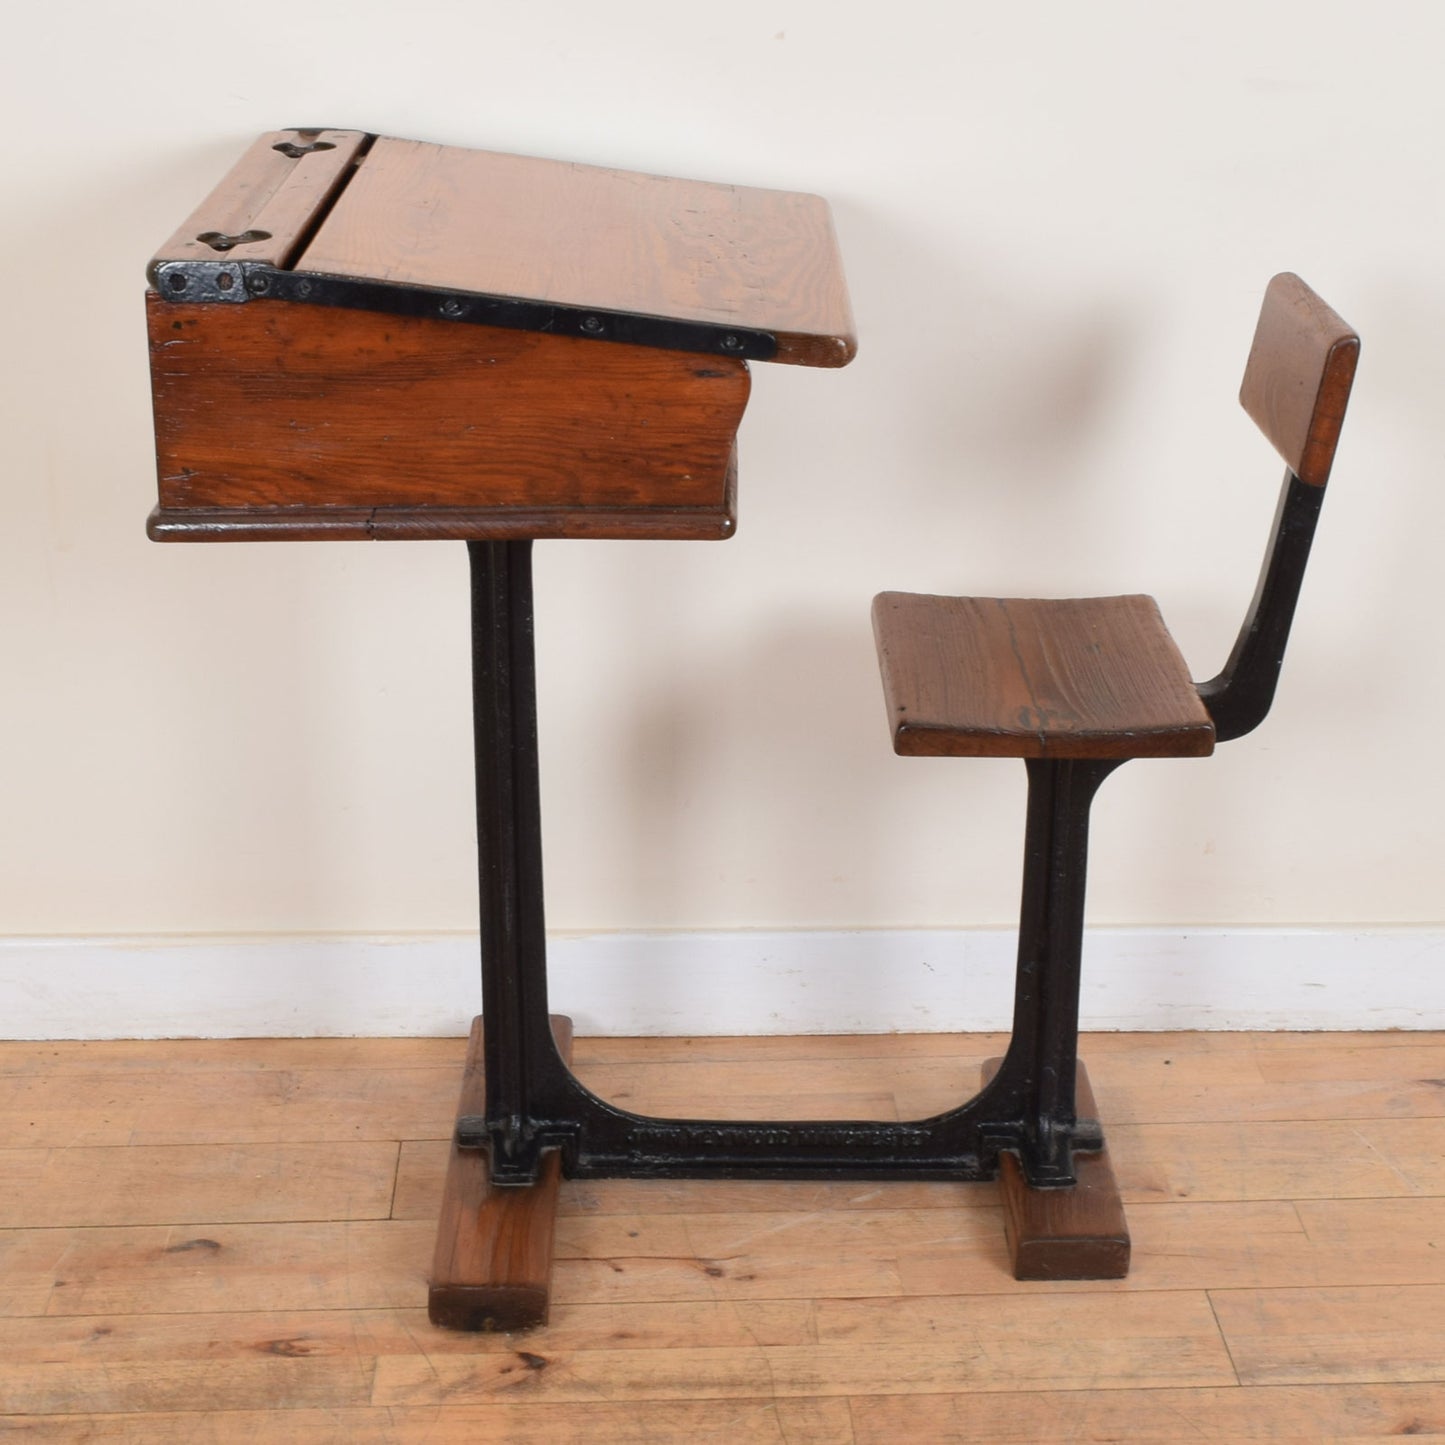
145, 129, 1124, 1331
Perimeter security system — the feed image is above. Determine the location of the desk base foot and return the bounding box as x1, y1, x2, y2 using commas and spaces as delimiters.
428, 1015, 573, 1331
983, 1057, 1131, 1281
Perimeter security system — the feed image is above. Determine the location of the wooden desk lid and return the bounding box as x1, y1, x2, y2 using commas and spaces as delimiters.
149, 129, 855, 368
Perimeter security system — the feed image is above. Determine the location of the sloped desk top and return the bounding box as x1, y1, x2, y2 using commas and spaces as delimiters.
146, 129, 854, 543
150, 129, 855, 367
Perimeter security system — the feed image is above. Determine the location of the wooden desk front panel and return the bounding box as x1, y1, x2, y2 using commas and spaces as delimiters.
147, 293, 750, 525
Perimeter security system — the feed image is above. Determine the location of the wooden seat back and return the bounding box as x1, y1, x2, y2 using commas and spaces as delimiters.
1200, 274, 1361, 741
1239, 272, 1359, 487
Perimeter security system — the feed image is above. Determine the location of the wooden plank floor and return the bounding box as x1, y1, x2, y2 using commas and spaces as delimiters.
1, 1030, 1443, 1441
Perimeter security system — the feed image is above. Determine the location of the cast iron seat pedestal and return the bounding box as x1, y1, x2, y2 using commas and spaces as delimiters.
872, 271, 1359, 1276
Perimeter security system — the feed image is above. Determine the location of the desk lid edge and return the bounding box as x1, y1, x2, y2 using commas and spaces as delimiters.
148, 129, 855, 368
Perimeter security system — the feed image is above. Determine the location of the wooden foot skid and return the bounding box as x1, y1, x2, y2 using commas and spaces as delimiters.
428, 1015, 573, 1331
984, 1057, 1131, 1281
429, 1032, 1125, 1329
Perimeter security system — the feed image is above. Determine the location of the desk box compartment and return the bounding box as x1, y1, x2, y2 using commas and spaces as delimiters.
144, 129, 854, 543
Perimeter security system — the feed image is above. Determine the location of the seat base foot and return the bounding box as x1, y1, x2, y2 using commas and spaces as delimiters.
983, 1057, 1131, 1281
428, 1015, 573, 1331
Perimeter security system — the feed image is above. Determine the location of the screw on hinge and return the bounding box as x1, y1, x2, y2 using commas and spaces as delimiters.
273, 140, 337, 158
581, 315, 606, 334
247, 274, 271, 295
196, 230, 272, 252
439, 298, 468, 319
719, 333, 744, 353
495, 1113, 531, 1160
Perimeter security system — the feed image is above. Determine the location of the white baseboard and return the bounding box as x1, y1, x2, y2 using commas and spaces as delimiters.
2, 928, 1441, 1039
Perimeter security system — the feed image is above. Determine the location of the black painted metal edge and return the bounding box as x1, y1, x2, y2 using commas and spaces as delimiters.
148, 258, 778, 362
145, 504, 738, 544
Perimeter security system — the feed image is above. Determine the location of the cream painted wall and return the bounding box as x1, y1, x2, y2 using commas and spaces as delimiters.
1, 1, 1440, 941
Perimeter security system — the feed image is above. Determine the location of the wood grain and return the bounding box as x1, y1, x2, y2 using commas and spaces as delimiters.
0, 1037, 468, 1072
0, 1063, 460, 1147
0, 1141, 397, 1228
0, 1401, 858, 1444
371, 1295, 1233, 1405
429, 1017, 573, 1331
147, 293, 748, 530
850, 1384, 1445, 1443
0, 1303, 818, 1415
899, 1196, 1445, 1296
299, 136, 856, 368
1239, 272, 1359, 487
982, 1058, 1130, 1280
150, 130, 367, 273
1110, 1116, 1445, 1202
1211, 1283, 1445, 1385
0, 1300, 815, 1364
901, 1037, 1445, 1127
5, 1030, 1445, 1440
872, 592, 1215, 758
16, 1222, 430, 1317
372, 1291, 1232, 1405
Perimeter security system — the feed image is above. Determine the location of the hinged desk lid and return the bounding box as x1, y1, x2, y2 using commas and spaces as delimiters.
150, 129, 856, 367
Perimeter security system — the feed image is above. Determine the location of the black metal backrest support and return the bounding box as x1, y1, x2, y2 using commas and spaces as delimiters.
1197, 469, 1324, 741
1198, 275, 1360, 742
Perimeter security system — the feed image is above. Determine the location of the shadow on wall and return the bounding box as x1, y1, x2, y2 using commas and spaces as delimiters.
523, 209, 1147, 958
1335, 276, 1445, 705
555, 592, 1021, 1023
1, 153, 378, 934
604, 604, 1023, 1034
608, 606, 894, 925
830, 199, 1144, 553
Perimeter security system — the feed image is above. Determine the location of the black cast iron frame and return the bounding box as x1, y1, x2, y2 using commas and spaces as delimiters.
456, 538, 1121, 1191
456, 465, 1327, 1192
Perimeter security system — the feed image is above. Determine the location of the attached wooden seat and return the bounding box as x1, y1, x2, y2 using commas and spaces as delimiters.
867, 274, 1359, 1262
872, 592, 1215, 759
